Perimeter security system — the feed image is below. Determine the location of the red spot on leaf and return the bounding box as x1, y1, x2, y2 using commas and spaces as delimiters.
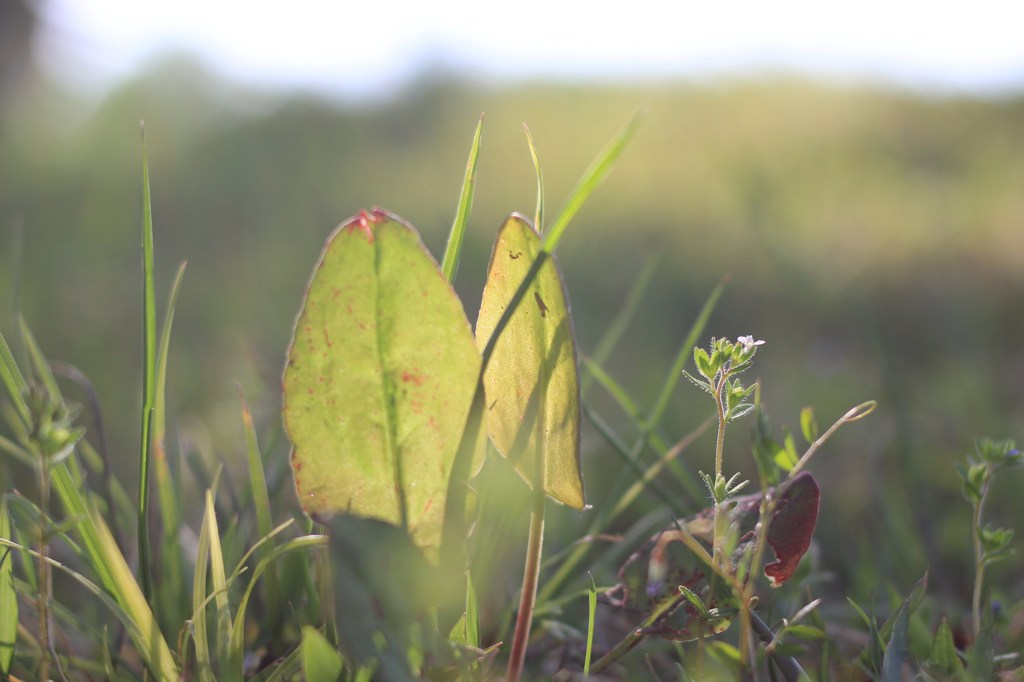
323, 328, 333, 348
422, 498, 433, 514
402, 371, 424, 386
764, 471, 820, 587
347, 208, 383, 242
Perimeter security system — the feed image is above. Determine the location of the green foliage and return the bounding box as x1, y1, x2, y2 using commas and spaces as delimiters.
0, 103, 1021, 681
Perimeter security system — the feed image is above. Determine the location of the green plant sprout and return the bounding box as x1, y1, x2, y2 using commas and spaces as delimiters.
683, 335, 762, 565
956, 437, 1022, 638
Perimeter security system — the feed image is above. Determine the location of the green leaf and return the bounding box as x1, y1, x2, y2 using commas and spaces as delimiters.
926, 617, 964, 675
584, 573, 597, 676
441, 114, 484, 283
800, 406, 818, 443
326, 515, 445, 682
476, 214, 584, 508
881, 598, 909, 682
284, 209, 483, 554
301, 626, 343, 682
0, 497, 16, 675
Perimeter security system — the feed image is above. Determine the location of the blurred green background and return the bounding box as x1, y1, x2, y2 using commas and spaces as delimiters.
2, 5, 1023, 620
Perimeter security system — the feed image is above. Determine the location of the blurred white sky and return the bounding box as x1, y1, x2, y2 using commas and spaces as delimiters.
37, 0, 1024, 98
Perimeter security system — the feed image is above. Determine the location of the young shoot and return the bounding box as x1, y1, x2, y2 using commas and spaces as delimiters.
683, 335, 762, 566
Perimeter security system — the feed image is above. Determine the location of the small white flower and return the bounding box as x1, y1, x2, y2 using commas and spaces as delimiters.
737, 335, 765, 352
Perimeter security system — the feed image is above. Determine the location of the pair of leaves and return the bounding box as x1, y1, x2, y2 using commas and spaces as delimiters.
283, 209, 583, 556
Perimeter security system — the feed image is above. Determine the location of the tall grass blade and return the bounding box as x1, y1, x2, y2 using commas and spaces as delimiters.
90, 505, 179, 681
540, 109, 642, 252
193, 487, 216, 682
239, 388, 283, 648
153, 262, 187, 634
138, 122, 159, 601
18, 315, 60, 400
0, 330, 29, 427
583, 573, 597, 677
202, 488, 235, 680
228, 534, 328, 673
645, 279, 725, 430
581, 255, 658, 396
0, 497, 16, 676
582, 358, 642, 422
441, 114, 484, 283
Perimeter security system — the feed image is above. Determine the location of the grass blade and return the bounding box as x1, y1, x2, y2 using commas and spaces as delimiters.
583, 573, 597, 677
138, 122, 159, 602
18, 315, 60, 400
581, 358, 643, 422
0, 528, 178, 680
645, 278, 725, 430
465, 571, 479, 649
441, 114, 484, 283
581, 254, 658, 396
0, 330, 29, 427
0, 497, 16, 676
202, 488, 234, 680
540, 109, 642, 253
524, 124, 544, 233
153, 262, 187, 634
192, 497, 214, 682
228, 534, 328, 673
239, 388, 283, 649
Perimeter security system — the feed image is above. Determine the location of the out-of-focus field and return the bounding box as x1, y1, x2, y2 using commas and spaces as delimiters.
2, 59, 1023, 604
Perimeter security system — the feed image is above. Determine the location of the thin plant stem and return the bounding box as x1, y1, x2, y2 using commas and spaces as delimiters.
711, 371, 728, 566
506, 481, 546, 682
971, 476, 990, 639
589, 592, 686, 676
36, 460, 51, 682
